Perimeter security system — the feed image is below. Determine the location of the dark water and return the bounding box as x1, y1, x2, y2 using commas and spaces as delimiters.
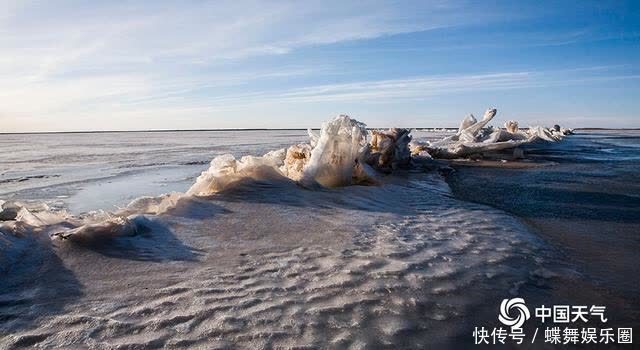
446, 130, 640, 331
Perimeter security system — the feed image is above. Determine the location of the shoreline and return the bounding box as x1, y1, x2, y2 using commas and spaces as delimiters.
444, 162, 640, 327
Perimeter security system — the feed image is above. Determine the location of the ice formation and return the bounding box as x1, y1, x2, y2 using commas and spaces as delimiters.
186, 115, 417, 193
185, 115, 373, 193
186, 108, 573, 197
505, 120, 519, 133
187, 150, 288, 196
281, 143, 312, 181
1, 108, 572, 241
0, 200, 143, 240
301, 115, 370, 187
410, 108, 572, 159
366, 128, 412, 171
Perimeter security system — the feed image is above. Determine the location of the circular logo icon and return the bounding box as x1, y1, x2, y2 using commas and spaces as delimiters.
498, 298, 530, 329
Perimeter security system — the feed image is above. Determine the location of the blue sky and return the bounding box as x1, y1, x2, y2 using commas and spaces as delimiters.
1, 0, 638, 132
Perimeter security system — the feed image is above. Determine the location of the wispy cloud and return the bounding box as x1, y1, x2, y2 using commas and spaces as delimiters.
0, 0, 471, 78
156, 67, 638, 106
1, 1, 638, 131
273, 73, 533, 102
2, 64, 638, 131
0, 0, 499, 131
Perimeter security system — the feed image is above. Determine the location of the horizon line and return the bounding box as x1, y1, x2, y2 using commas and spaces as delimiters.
2, 127, 639, 135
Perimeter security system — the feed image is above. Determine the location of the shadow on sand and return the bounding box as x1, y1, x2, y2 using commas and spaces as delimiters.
0, 235, 83, 344
60, 215, 202, 263
200, 175, 418, 215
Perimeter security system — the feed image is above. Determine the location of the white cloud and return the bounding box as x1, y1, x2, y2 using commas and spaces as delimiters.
0, 0, 465, 76
148, 68, 637, 107
1, 0, 488, 131
272, 73, 533, 102
0, 1, 637, 131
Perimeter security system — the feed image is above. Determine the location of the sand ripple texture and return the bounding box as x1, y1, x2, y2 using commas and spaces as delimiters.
0, 174, 549, 349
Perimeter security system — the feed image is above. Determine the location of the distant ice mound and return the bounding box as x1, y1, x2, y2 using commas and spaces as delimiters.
410, 108, 572, 159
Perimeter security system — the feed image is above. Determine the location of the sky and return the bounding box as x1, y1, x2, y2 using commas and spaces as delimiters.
0, 0, 639, 132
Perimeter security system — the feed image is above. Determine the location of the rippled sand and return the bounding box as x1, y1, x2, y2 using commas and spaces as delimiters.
0, 173, 551, 349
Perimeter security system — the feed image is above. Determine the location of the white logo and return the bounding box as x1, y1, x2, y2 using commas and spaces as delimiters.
499, 298, 530, 329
